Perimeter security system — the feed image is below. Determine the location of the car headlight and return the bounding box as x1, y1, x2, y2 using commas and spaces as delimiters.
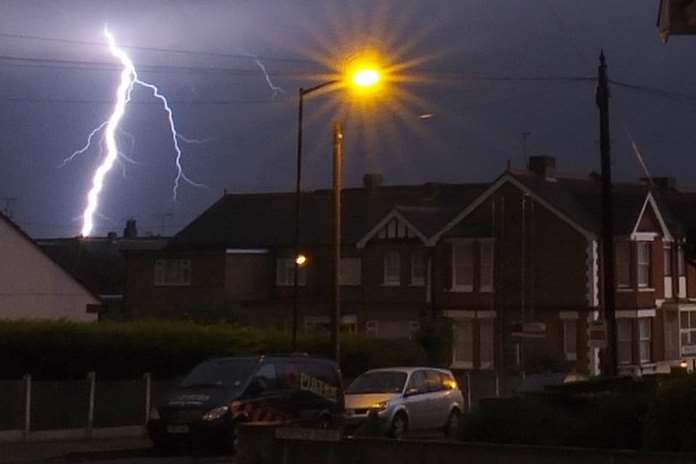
202, 405, 229, 421
150, 408, 160, 420
370, 401, 389, 411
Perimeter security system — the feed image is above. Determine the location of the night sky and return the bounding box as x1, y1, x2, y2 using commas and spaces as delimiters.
1, 1, 694, 238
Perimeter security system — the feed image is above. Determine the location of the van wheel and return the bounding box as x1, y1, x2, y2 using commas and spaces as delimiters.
444, 409, 461, 437
388, 413, 408, 439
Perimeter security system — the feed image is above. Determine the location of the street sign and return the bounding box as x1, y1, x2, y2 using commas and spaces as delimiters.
588, 320, 607, 348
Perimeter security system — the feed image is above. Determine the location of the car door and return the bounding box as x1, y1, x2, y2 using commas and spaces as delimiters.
422, 370, 446, 428
402, 370, 429, 430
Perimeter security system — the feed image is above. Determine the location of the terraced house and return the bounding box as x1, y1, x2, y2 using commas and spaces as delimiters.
124, 157, 696, 376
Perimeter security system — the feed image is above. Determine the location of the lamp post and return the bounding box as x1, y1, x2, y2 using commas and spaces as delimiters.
291, 64, 382, 357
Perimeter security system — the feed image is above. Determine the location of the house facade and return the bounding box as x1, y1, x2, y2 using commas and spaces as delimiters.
124, 158, 696, 375
0, 212, 100, 321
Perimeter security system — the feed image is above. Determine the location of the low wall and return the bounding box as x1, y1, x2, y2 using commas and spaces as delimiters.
237, 425, 696, 464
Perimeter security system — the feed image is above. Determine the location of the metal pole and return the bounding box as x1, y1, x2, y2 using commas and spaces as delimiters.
87, 371, 96, 439
332, 121, 343, 363
292, 88, 305, 351
597, 51, 617, 377
23, 373, 31, 440
465, 371, 472, 411
144, 373, 152, 424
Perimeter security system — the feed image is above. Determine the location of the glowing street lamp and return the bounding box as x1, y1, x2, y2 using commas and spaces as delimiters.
291, 58, 382, 353
295, 254, 308, 266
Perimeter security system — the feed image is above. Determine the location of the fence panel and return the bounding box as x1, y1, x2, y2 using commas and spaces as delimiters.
0, 380, 24, 430
94, 379, 146, 427
31, 380, 89, 431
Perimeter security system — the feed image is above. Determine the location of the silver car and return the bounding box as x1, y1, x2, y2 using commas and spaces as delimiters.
344, 367, 464, 438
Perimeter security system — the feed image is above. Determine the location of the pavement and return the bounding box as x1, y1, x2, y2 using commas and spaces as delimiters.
0, 436, 153, 464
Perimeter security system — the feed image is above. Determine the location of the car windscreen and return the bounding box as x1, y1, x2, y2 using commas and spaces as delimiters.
180, 358, 258, 389
346, 371, 407, 394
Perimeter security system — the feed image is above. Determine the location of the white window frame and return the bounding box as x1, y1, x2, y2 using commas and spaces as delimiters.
680, 309, 696, 355
637, 242, 651, 288
562, 318, 578, 361
480, 239, 494, 293
410, 250, 426, 286
340, 257, 362, 286
451, 240, 474, 292
617, 319, 633, 365
276, 258, 307, 287
383, 251, 401, 286
154, 259, 192, 286
639, 318, 652, 363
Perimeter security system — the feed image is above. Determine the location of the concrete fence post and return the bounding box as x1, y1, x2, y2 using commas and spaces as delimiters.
465, 371, 472, 411
87, 371, 96, 439
23, 373, 31, 440
144, 373, 151, 424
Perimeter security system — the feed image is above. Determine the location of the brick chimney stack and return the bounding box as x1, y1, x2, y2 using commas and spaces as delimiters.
528, 155, 556, 179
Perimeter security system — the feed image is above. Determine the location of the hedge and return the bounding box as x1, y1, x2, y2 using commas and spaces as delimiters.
0, 320, 427, 381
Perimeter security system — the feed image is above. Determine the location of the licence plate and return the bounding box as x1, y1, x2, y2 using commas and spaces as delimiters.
167, 425, 189, 434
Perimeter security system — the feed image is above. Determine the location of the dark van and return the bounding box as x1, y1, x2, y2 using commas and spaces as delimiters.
147, 354, 344, 450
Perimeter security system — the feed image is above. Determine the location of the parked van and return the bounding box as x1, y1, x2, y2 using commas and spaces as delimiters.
147, 354, 344, 450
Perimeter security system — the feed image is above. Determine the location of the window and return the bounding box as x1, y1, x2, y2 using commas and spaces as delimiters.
452, 319, 473, 368
637, 242, 651, 288
617, 319, 632, 364
479, 319, 495, 368
665, 310, 679, 360
424, 370, 443, 392
452, 241, 474, 291
276, 258, 306, 286
639, 318, 652, 363
383, 251, 400, 286
410, 250, 425, 286
340, 257, 361, 286
480, 241, 494, 292
664, 244, 673, 277
406, 370, 427, 394
678, 245, 686, 277
616, 241, 631, 288
563, 319, 578, 361
154, 259, 191, 286
365, 320, 379, 337
681, 310, 696, 354
253, 363, 278, 393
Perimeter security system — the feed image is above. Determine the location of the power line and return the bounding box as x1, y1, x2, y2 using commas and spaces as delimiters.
0, 95, 290, 105
609, 79, 696, 103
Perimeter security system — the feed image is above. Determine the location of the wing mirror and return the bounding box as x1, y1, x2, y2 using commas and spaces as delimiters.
403, 387, 419, 397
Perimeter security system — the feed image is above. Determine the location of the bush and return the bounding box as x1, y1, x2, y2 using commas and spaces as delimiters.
643, 374, 696, 452
0, 320, 426, 381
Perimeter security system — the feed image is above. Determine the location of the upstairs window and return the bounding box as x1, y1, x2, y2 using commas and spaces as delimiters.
340, 257, 362, 286
383, 251, 400, 286
664, 244, 673, 277
480, 240, 494, 292
154, 259, 191, 286
452, 241, 474, 292
637, 242, 652, 288
276, 258, 306, 287
615, 241, 631, 288
410, 250, 425, 286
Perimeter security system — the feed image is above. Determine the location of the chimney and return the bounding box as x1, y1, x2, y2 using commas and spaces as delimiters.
641, 176, 676, 190
123, 218, 138, 238
363, 173, 384, 191
107, 231, 118, 240
528, 155, 556, 178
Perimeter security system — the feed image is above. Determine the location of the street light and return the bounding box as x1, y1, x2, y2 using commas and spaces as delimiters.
291, 62, 382, 354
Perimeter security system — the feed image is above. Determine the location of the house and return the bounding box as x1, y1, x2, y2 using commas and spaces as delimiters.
37, 219, 168, 318
0, 211, 100, 321
124, 158, 696, 376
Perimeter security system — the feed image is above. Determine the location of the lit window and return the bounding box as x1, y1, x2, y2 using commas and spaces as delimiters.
617, 319, 632, 365
616, 241, 631, 288
480, 241, 494, 292
563, 319, 577, 361
452, 241, 473, 292
154, 259, 191, 286
410, 250, 426, 286
383, 251, 400, 286
639, 318, 652, 363
340, 257, 362, 286
680, 310, 696, 352
276, 258, 306, 287
637, 242, 651, 288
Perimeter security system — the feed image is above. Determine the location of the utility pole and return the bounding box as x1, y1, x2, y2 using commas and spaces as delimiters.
596, 51, 617, 377
331, 121, 343, 363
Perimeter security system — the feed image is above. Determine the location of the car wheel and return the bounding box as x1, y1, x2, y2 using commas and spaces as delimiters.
388, 412, 408, 439
444, 409, 461, 437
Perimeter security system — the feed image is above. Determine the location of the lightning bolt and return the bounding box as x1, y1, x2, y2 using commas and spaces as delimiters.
250, 54, 285, 97
78, 27, 204, 237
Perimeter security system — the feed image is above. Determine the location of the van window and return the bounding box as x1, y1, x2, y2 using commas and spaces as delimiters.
253, 362, 278, 392
299, 361, 340, 401
180, 358, 257, 390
